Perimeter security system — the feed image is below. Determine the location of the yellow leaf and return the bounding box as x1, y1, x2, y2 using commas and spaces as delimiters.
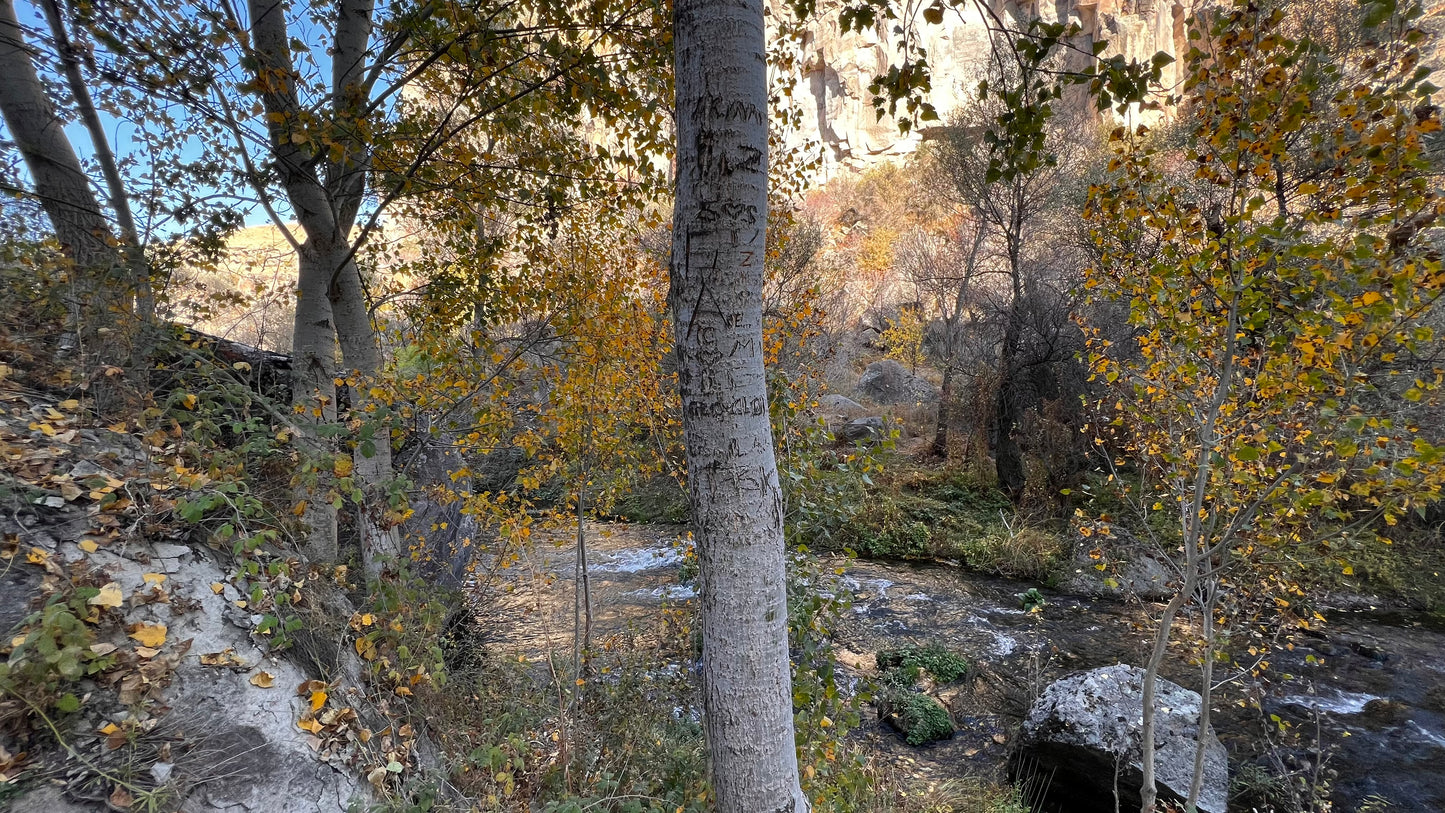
310, 690, 328, 711
128, 623, 167, 648
333, 457, 354, 478
58, 399, 80, 411
25, 547, 48, 565
200, 649, 245, 667
298, 717, 323, 734
1342, 565, 1354, 576
292, 500, 308, 516
98, 722, 119, 736
1361, 291, 1384, 306
142, 573, 166, 586
90, 582, 124, 608
78, 540, 99, 553
210, 582, 225, 594
249, 670, 276, 688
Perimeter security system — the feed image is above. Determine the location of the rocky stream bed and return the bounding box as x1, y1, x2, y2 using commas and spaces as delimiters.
480, 523, 1445, 812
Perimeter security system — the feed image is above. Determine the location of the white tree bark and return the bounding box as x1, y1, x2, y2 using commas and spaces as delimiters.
670, 1, 807, 810
330, 244, 400, 580
37, 0, 150, 318
0, 0, 124, 342
248, 0, 342, 564
247, 0, 398, 578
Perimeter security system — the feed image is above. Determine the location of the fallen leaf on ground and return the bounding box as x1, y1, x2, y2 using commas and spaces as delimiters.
90, 582, 123, 608
249, 671, 275, 688
127, 623, 166, 648
200, 649, 246, 667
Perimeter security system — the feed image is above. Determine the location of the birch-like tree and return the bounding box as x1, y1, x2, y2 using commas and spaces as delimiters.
56, 0, 668, 578
671, 0, 808, 808
0, 0, 134, 351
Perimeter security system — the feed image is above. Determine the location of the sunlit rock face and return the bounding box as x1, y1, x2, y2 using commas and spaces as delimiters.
772, 0, 1193, 178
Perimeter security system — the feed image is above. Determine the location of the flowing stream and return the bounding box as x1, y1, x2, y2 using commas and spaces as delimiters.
479, 523, 1445, 811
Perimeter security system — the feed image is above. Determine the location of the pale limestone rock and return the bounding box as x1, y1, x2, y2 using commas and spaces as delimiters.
773, 0, 1194, 178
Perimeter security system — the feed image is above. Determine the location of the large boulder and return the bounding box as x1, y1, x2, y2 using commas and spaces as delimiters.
857, 359, 938, 405
817, 394, 867, 418
1016, 665, 1228, 813
1059, 527, 1174, 602
838, 416, 888, 444
0, 513, 371, 812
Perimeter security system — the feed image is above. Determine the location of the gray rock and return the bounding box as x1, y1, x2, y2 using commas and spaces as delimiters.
1, 510, 370, 812
857, 359, 937, 405
152, 541, 191, 559
838, 416, 888, 444
68, 459, 112, 479
0, 564, 43, 636
817, 394, 866, 416
1017, 665, 1228, 813
1060, 528, 1174, 601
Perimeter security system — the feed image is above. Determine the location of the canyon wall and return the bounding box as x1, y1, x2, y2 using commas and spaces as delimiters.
774, 0, 1193, 177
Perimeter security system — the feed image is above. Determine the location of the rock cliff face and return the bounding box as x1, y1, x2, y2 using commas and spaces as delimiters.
774, 0, 1192, 177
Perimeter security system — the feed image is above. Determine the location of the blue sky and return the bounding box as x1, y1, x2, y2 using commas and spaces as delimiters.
1, 0, 333, 236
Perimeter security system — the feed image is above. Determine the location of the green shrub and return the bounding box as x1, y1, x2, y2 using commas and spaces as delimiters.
951, 526, 1065, 582
880, 688, 954, 746
612, 476, 691, 524
876, 644, 969, 685
836, 466, 1066, 582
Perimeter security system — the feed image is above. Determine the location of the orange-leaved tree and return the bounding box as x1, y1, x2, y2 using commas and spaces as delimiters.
1083, 1, 1445, 810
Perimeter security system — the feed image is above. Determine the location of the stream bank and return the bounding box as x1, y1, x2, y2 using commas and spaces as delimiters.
476, 523, 1445, 812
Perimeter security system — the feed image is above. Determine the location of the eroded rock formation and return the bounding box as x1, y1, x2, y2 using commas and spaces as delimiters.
774, 0, 1193, 176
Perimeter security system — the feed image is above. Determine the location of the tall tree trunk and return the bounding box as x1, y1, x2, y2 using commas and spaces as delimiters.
0, 0, 124, 348
249, 0, 345, 564
248, 0, 395, 573
671, 1, 807, 810
37, 0, 150, 319
932, 361, 953, 458
292, 245, 341, 564
1140, 574, 1194, 813
995, 308, 1025, 500
321, 0, 396, 579
329, 243, 400, 579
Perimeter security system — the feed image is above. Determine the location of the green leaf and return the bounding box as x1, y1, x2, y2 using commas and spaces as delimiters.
1362, 0, 1397, 27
